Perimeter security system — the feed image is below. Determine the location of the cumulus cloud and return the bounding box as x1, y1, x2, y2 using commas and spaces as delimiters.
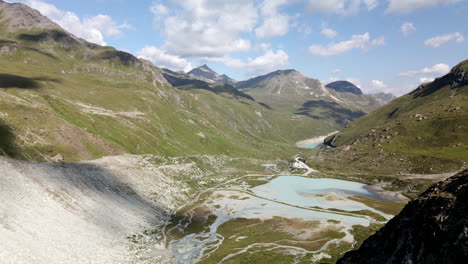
371, 80, 387, 89
399, 63, 450, 77
211, 49, 289, 76
321, 27, 338, 38
401, 22, 416, 36
386, 0, 462, 14
150, 2, 169, 29
424, 32, 464, 48
371, 36, 386, 46
309, 32, 384, 56
256, 0, 290, 39
307, 0, 379, 15
24, 0, 130, 45
137, 46, 193, 72
159, 0, 257, 58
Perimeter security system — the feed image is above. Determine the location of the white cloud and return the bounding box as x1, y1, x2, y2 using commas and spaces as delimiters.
309, 32, 384, 56
401, 22, 416, 36
24, 0, 130, 45
399, 63, 450, 77
321, 27, 337, 38
137, 46, 193, 72
211, 49, 289, 76
419, 77, 435, 83
255, 15, 289, 39
160, 0, 258, 58
257, 43, 272, 51
371, 36, 386, 46
150, 2, 169, 29
424, 32, 464, 48
331, 68, 342, 74
255, 0, 290, 39
386, 0, 462, 14
371, 80, 387, 89
307, 0, 379, 15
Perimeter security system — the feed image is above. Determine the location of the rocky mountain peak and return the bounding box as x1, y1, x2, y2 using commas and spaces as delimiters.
326, 81, 363, 95
187, 64, 236, 85
0, 1, 61, 32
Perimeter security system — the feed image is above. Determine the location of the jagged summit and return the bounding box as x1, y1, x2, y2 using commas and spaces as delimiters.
326, 81, 363, 95
187, 64, 237, 86
0, 1, 61, 32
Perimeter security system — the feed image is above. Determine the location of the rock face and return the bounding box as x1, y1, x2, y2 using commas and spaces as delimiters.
0, 1, 60, 32
338, 169, 468, 264
187, 64, 237, 86
326, 81, 363, 95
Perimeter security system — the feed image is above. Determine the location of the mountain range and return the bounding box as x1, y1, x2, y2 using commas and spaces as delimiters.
1, 1, 319, 161
1, 1, 467, 264
187, 64, 237, 86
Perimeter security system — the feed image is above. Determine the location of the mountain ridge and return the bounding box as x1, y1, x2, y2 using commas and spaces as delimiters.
187, 64, 237, 86
326, 80, 363, 95
0, 1, 329, 162
236, 69, 383, 129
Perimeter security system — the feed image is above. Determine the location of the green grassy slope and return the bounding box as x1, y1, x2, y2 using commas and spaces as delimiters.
0, 8, 333, 162
321, 60, 468, 173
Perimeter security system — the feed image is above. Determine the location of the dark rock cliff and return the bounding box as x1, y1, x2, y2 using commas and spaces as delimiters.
338, 169, 468, 264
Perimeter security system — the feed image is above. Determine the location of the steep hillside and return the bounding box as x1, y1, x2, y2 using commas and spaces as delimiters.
338, 169, 468, 264
325, 60, 468, 168
187, 64, 237, 86
0, 1, 329, 162
237, 70, 382, 128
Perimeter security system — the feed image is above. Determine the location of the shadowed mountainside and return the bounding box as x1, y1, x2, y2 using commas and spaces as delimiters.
338, 169, 468, 264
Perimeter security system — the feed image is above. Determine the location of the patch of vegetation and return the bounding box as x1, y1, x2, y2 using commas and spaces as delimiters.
349, 196, 406, 216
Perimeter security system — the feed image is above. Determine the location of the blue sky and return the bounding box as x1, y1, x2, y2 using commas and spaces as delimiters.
15, 0, 468, 95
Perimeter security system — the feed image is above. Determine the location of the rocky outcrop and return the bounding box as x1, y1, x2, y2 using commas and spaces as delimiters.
326, 81, 363, 95
338, 169, 468, 264
412, 59, 468, 97
0, 1, 60, 32
449, 62, 468, 89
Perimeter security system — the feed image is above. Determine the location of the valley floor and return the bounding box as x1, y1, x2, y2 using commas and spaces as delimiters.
0, 153, 411, 264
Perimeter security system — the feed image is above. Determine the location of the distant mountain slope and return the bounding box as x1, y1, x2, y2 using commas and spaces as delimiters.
236, 70, 382, 128
162, 68, 254, 101
371, 92, 397, 104
187, 64, 237, 86
338, 169, 468, 264
326, 81, 363, 95
326, 59, 468, 165
0, 1, 332, 162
